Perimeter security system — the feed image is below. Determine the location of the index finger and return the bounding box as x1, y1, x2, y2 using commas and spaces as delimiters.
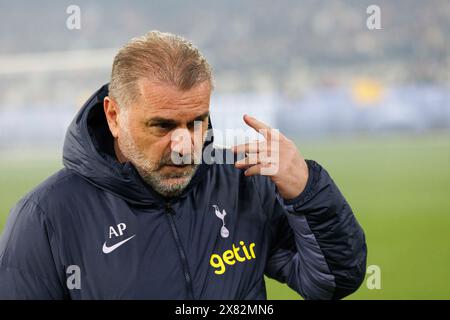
243, 114, 272, 138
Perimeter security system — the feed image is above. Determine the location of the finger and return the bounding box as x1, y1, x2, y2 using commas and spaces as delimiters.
235, 152, 274, 168
234, 162, 253, 169
244, 163, 271, 176
243, 115, 272, 138
244, 162, 276, 177
243, 164, 262, 176
231, 142, 261, 154
235, 153, 259, 167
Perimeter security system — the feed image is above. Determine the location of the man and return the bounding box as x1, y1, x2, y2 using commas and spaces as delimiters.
0, 31, 366, 299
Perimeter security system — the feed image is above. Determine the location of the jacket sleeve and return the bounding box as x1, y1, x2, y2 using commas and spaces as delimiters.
0, 198, 67, 299
256, 159, 367, 300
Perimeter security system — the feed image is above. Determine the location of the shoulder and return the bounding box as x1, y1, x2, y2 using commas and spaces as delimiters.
15, 168, 96, 220
1, 169, 85, 251
22, 168, 87, 200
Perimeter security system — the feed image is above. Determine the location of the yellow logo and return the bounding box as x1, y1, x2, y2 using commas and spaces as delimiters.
210, 241, 256, 275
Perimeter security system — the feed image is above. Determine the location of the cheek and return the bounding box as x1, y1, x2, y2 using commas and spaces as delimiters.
132, 127, 171, 159
200, 121, 210, 145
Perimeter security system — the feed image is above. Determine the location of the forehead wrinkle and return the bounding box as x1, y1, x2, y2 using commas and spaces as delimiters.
138, 78, 210, 107
143, 102, 209, 116
146, 90, 208, 107
141, 94, 210, 115
135, 80, 210, 122
138, 99, 209, 125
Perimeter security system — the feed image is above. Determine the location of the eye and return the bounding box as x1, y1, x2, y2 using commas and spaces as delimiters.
146, 122, 176, 136
149, 122, 175, 131
187, 122, 195, 130
157, 123, 173, 130
187, 118, 207, 130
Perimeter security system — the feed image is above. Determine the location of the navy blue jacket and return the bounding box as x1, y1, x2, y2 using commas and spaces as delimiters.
0, 84, 367, 299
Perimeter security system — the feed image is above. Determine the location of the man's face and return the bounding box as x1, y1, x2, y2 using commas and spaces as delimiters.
112, 79, 211, 197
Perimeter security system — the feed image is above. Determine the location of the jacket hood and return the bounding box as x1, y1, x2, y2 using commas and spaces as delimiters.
62, 83, 214, 206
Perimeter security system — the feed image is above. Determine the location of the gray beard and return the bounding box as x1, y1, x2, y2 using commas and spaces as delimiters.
117, 119, 200, 198
135, 164, 199, 198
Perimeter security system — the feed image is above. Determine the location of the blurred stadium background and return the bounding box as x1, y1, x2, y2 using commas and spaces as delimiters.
0, 0, 449, 299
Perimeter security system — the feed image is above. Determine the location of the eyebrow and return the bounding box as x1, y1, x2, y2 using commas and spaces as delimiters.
147, 111, 210, 127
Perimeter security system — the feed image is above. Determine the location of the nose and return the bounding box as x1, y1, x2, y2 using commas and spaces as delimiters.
170, 128, 194, 158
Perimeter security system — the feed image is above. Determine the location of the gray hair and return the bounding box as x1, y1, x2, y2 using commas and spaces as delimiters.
109, 30, 213, 108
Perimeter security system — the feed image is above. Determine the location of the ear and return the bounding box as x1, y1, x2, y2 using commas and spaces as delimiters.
104, 96, 121, 138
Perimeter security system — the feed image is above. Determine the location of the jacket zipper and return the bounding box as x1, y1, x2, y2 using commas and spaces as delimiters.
165, 203, 195, 299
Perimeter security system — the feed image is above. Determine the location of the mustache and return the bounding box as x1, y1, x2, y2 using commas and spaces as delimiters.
158, 152, 195, 168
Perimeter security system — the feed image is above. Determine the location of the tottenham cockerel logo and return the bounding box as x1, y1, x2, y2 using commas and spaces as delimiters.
212, 205, 230, 238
